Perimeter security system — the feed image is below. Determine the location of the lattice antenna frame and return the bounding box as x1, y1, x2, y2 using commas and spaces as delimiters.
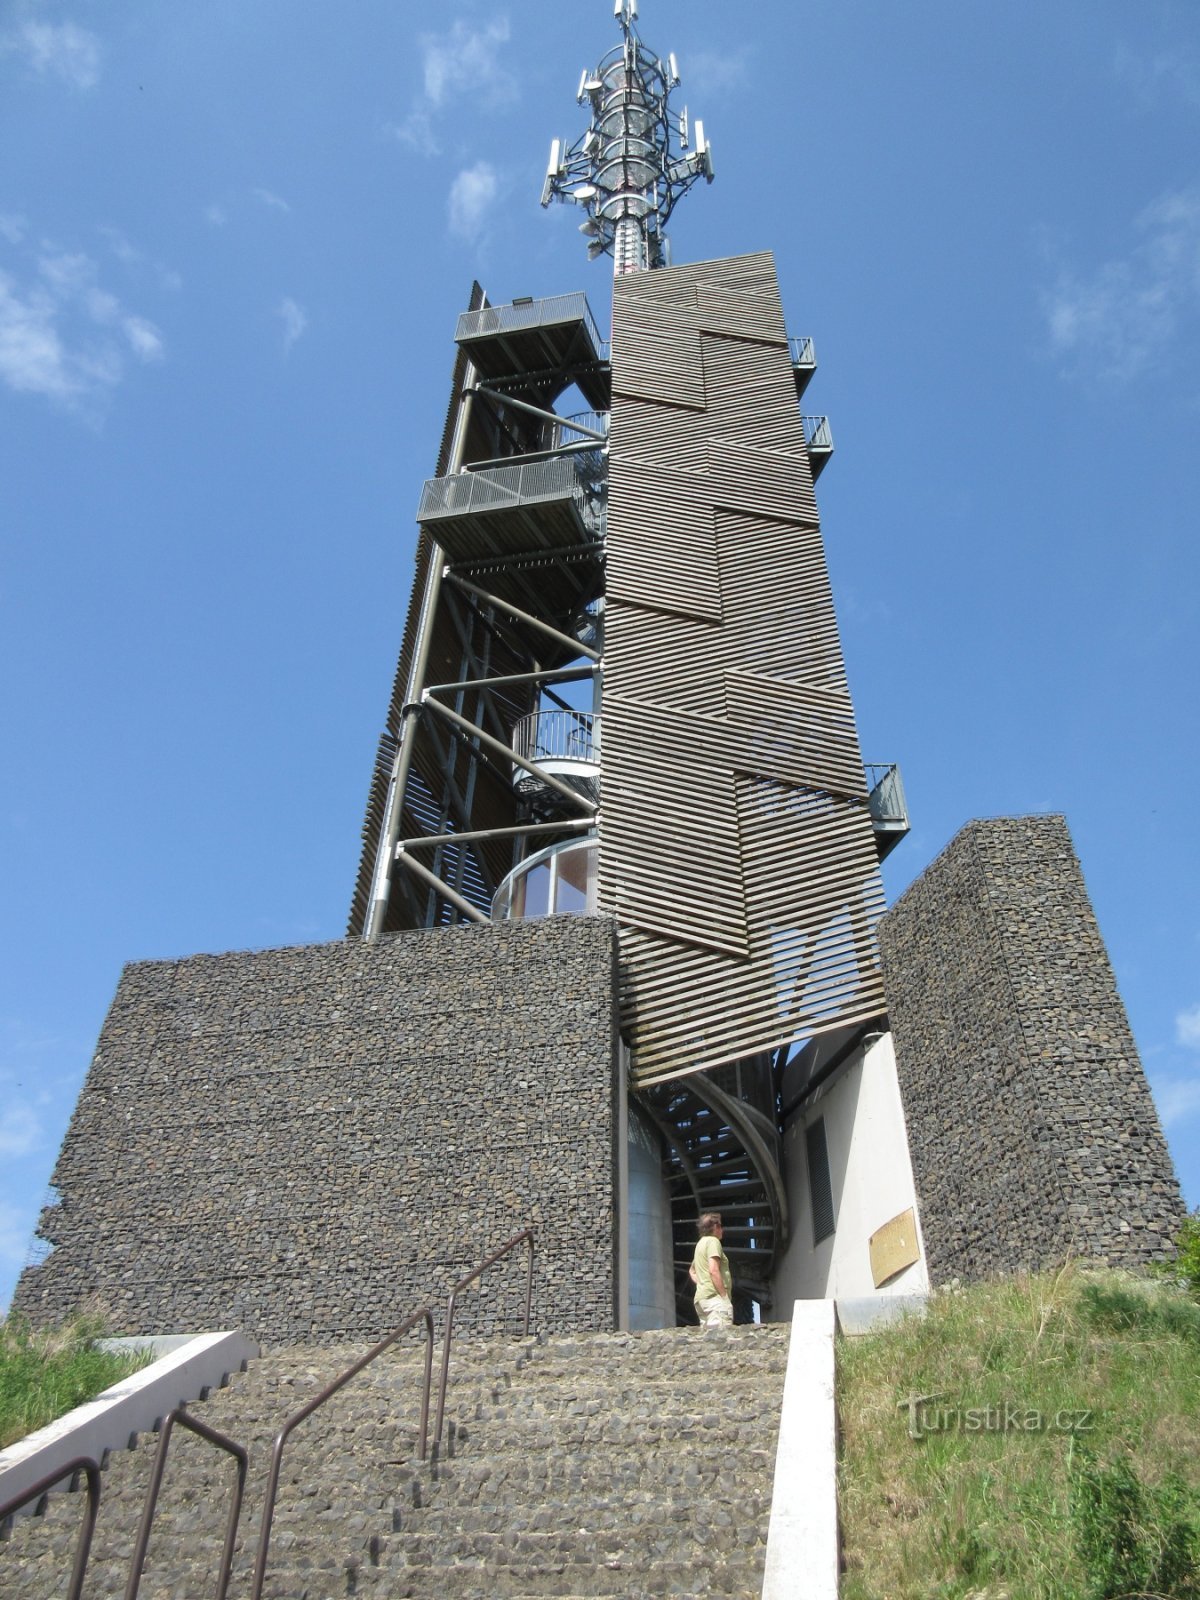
541, 0, 714, 275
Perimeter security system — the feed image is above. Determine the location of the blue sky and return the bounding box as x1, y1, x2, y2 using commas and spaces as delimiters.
1, 0, 1198, 1313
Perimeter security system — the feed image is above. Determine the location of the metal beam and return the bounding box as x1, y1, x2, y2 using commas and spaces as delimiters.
425, 665, 598, 697
468, 386, 608, 442
393, 850, 489, 925
398, 817, 594, 853
423, 697, 597, 817
446, 574, 600, 662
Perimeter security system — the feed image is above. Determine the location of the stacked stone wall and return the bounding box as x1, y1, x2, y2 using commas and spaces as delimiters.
13, 917, 619, 1343
878, 814, 1183, 1283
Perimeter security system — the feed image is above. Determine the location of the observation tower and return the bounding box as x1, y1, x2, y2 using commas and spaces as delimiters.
349, 0, 909, 1318
16, 1, 1182, 1345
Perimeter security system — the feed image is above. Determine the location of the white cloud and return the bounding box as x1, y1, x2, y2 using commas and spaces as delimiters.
1178, 1005, 1200, 1049
4, 20, 102, 90
386, 109, 439, 157
421, 17, 515, 110
0, 241, 165, 409
204, 204, 228, 228
124, 314, 164, 362
1042, 186, 1200, 382
253, 187, 291, 214
448, 162, 499, 241
0, 271, 78, 400
0, 213, 28, 245
276, 296, 308, 353
683, 47, 752, 98
389, 17, 515, 159
1115, 42, 1200, 110
0, 1102, 42, 1159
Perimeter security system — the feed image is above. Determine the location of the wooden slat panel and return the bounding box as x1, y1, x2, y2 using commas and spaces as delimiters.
701, 333, 809, 457
706, 439, 819, 526
696, 284, 788, 344
610, 293, 706, 410
606, 602, 725, 715
608, 396, 709, 470
606, 458, 722, 621
724, 672, 868, 796
604, 251, 885, 1085
715, 511, 847, 688
600, 694, 749, 957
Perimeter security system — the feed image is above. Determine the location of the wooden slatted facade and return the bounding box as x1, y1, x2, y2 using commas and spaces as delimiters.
603, 250, 888, 1088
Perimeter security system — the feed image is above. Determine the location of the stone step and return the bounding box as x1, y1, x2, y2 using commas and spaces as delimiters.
2, 1322, 788, 1600
260, 1555, 758, 1600
378, 1524, 764, 1566
390, 1484, 774, 1536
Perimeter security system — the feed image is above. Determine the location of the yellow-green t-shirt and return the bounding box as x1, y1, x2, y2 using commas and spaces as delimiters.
692, 1235, 732, 1303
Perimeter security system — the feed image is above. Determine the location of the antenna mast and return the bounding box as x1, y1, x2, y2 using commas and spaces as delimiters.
541, 0, 714, 275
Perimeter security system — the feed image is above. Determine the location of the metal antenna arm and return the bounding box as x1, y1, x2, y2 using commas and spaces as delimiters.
542, 0, 713, 273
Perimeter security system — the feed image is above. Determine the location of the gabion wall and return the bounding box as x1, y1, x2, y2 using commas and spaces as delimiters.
14, 917, 619, 1343
879, 814, 1184, 1283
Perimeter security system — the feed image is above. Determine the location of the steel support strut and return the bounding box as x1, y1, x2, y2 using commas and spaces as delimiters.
364, 371, 478, 941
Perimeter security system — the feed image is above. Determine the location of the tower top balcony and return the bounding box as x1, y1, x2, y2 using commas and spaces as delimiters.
455, 292, 609, 410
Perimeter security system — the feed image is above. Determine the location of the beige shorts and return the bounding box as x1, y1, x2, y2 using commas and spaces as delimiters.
696, 1295, 734, 1329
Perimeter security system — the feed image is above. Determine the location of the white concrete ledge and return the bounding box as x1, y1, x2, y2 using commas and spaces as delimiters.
762, 1299, 839, 1600
0, 1330, 258, 1526
835, 1292, 928, 1337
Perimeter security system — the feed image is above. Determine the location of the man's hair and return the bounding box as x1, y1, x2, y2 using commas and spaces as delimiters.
697, 1212, 723, 1236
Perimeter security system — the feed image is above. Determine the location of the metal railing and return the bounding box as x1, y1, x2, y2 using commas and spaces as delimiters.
0, 1456, 101, 1600
789, 335, 816, 369
6, 1235, 537, 1600
800, 414, 833, 452
548, 409, 609, 451
864, 762, 908, 828
512, 709, 599, 766
126, 1409, 247, 1600
249, 1305, 435, 1600
455, 293, 606, 361
433, 1229, 535, 1451
418, 455, 606, 537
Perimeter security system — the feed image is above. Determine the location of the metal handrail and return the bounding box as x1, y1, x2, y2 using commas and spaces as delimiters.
432, 1229, 535, 1451
512, 709, 599, 766
125, 1409, 248, 1600
249, 1305, 435, 1600
0, 1456, 101, 1600
864, 762, 908, 828
800, 414, 833, 450
789, 335, 816, 368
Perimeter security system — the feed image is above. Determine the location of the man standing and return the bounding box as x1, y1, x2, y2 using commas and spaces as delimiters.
691, 1212, 734, 1328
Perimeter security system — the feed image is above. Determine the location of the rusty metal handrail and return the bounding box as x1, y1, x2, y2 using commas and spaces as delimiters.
125, 1408, 248, 1600
433, 1228, 535, 1451
249, 1305, 435, 1600
0, 1456, 102, 1600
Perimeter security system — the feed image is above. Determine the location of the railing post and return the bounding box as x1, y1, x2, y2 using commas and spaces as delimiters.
432, 1228, 536, 1452
249, 1306, 434, 1600
125, 1410, 247, 1600
0, 1457, 101, 1600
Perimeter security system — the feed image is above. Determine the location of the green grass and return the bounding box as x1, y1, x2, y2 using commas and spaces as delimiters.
0, 1312, 149, 1451
838, 1265, 1200, 1599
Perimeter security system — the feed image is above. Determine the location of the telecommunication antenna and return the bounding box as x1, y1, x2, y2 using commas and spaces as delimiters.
541, 0, 714, 275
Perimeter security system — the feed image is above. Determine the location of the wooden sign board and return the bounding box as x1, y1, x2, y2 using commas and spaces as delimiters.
869, 1208, 920, 1288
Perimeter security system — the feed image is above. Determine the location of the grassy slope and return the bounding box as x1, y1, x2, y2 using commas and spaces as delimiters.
838, 1266, 1200, 1600
0, 1315, 147, 1451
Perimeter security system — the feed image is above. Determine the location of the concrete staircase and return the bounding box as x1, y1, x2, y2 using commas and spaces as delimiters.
3, 1323, 790, 1599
